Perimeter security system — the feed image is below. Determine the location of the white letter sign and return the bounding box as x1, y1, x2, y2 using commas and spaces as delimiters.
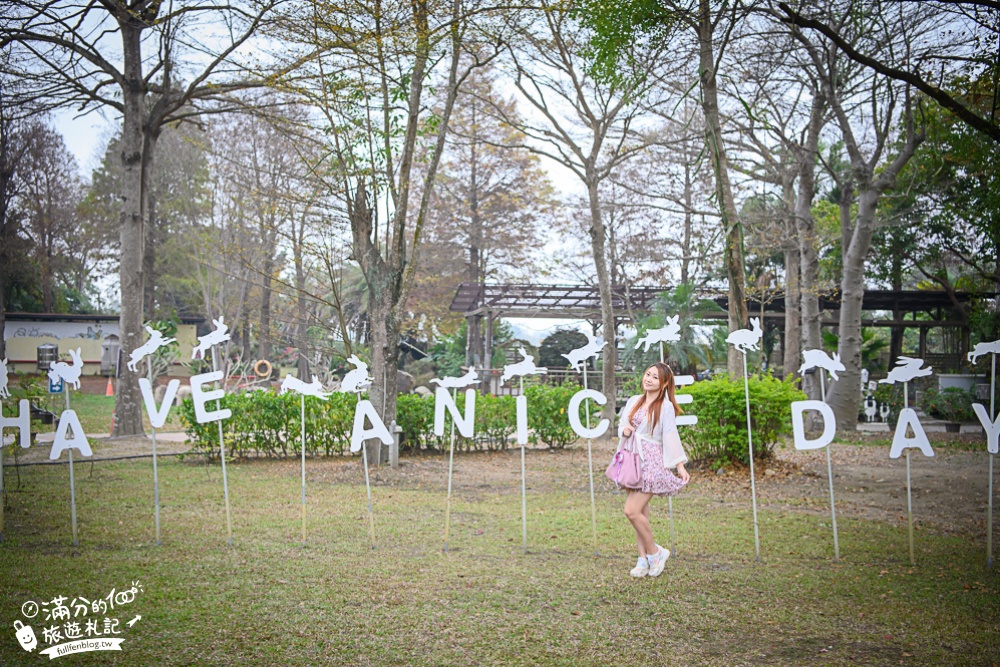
972, 403, 999, 455
568, 390, 609, 439
351, 399, 392, 453
190, 371, 232, 424
0, 399, 31, 449
790, 400, 836, 450
434, 388, 476, 439
889, 408, 935, 459
515, 395, 528, 445
49, 410, 93, 460
139, 378, 180, 429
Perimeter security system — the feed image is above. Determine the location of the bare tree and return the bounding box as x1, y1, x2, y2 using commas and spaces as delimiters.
789, 1, 933, 425
490, 5, 676, 418
2, 0, 280, 435
278, 0, 509, 434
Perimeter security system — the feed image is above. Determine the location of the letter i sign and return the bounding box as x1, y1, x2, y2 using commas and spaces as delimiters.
675, 375, 698, 426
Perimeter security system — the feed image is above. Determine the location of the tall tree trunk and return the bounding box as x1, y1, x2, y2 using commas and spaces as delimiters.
827, 122, 923, 427
782, 180, 801, 381
294, 221, 310, 379
796, 93, 824, 398
259, 241, 274, 362
586, 175, 617, 425
466, 121, 483, 370
0, 269, 5, 359
681, 156, 693, 285
367, 288, 400, 462
889, 247, 904, 363
828, 187, 875, 426
697, 0, 747, 377
41, 236, 53, 312
141, 129, 160, 321
113, 20, 147, 437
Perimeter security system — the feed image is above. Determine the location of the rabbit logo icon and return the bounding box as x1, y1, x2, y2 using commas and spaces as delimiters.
14, 620, 37, 652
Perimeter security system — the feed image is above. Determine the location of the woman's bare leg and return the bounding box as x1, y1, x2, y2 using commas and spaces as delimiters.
624, 491, 656, 556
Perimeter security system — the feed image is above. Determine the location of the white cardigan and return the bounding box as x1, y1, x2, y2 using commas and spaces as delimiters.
617, 395, 689, 469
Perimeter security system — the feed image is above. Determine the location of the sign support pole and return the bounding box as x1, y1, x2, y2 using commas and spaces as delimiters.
147, 361, 162, 546
64, 386, 78, 547
583, 365, 598, 557
820, 373, 839, 561
659, 343, 676, 556
520, 376, 528, 553
742, 353, 760, 561
444, 387, 457, 552
211, 348, 233, 546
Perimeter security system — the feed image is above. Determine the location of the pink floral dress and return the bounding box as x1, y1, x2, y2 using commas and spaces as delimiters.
631, 405, 687, 497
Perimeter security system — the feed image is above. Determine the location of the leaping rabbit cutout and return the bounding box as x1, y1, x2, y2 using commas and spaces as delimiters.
501, 348, 547, 384
128, 326, 177, 372
192, 317, 231, 360
799, 350, 846, 382
430, 368, 479, 389
880, 356, 933, 385
280, 374, 331, 400
563, 332, 605, 373
634, 315, 681, 353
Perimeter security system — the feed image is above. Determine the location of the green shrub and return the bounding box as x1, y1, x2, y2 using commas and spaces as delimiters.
180, 391, 358, 459
475, 393, 516, 451
678, 374, 805, 468
525, 384, 580, 449
396, 393, 439, 451
920, 386, 977, 423
178, 383, 606, 457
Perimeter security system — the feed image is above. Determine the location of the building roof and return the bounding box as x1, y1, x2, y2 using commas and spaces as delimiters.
4, 312, 205, 325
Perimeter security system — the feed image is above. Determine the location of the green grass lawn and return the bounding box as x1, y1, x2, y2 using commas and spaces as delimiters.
1, 452, 996, 666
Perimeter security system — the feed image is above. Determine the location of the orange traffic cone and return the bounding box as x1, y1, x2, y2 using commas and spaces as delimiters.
106, 376, 115, 397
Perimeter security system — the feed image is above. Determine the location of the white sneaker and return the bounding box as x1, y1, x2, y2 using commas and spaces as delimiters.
630, 556, 649, 578
647, 546, 670, 577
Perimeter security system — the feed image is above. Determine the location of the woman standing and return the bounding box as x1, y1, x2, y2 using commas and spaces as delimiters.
618, 362, 690, 578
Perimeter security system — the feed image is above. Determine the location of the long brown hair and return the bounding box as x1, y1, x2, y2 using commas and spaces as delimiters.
628, 363, 683, 432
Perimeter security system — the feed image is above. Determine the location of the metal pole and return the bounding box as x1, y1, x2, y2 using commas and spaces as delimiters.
659, 343, 675, 556
444, 387, 457, 551
583, 366, 598, 557
212, 348, 233, 546
520, 376, 528, 552
301, 394, 307, 545
988, 354, 995, 569
820, 373, 839, 560
904, 382, 914, 565
360, 394, 377, 550
0, 410, 3, 542
148, 361, 161, 546
743, 353, 761, 561
65, 386, 77, 547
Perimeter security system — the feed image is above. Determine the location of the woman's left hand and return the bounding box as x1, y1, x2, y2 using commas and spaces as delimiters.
677, 465, 690, 484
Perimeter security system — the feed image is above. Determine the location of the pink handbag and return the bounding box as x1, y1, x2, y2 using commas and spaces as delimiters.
605, 432, 643, 489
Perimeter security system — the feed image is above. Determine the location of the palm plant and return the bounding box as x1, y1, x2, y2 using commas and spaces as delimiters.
622, 283, 724, 374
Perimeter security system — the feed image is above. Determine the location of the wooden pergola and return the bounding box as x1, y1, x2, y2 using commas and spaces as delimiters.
449, 283, 995, 371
